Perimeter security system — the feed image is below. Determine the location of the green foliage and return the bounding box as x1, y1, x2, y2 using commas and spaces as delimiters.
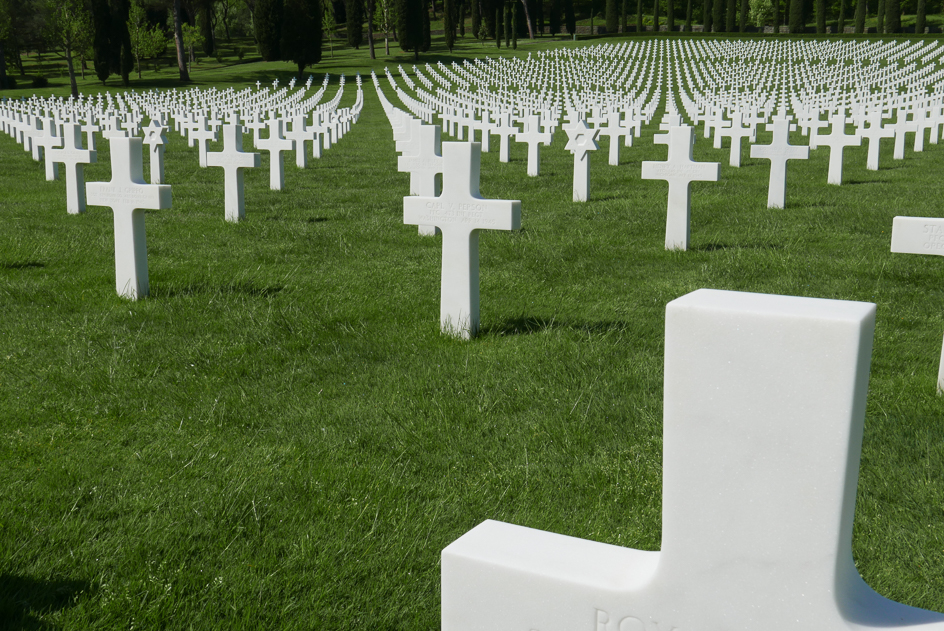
749, 0, 771, 26
606, 0, 619, 30
323, 0, 337, 57
181, 22, 204, 71
255, 0, 284, 61
789, 0, 804, 31
127, 2, 166, 78
886, 0, 901, 31
345, 0, 363, 48
444, 0, 456, 50
396, 0, 429, 59
563, 0, 576, 32
30, 73, 47, 86
280, 0, 322, 77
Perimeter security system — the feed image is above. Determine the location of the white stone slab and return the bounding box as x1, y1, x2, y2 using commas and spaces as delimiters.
443, 288, 944, 631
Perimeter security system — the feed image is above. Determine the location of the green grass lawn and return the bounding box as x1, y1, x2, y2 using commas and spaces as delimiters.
1, 36, 943, 629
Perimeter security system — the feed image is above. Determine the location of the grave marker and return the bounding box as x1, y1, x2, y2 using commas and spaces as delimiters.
442, 288, 944, 631
641, 125, 719, 250
750, 117, 810, 209
47, 122, 97, 214
86, 137, 172, 300
403, 142, 521, 339
206, 124, 261, 222
564, 120, 600, 202
142, 120, 168, 184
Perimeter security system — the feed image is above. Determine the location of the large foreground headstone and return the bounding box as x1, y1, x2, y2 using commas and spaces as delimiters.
403, 142, 521, 339
86, 137, 172, 300
442, 288, 944, 631
890, 215, 944, 393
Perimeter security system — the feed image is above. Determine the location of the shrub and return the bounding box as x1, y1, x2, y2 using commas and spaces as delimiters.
0, 77, 17, 89
32, 75, 48, 88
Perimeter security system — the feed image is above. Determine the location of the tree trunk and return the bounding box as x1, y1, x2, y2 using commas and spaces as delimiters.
739, 0, 747, 30
816, 0, 825, 32
685, 0, 692, 30
915, 0, 926, 32
519, 0, 534, 37
0, 41, 6, 89
173, 0, 190, 81
667, 0, 674, 30
838, 0, 846, 32
853, 0, 865, 32
876, 0, 884, 32
367, 0, 376, 59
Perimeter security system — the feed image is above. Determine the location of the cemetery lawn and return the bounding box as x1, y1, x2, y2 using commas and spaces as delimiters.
2, 40, 944, 629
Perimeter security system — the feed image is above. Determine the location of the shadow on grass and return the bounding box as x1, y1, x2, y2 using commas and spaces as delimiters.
480, 315, 631, 336
0, 574, 91, 630
692, 242, 784, 252
0, 261, 45, 270
152, 281, 285, 298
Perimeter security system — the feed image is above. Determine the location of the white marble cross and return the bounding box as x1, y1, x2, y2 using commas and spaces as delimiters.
564, 120, 600, 203
514, 115, 553, 176
716, 111, 754, 167
750, 117, 810, 209
442, 287, 944, 631
891, 108, 918, 160
206, 124, 261, 223
86, 137, 172, 300
47, 122, 97, 214
493, 112, 518, 163
890, 215, 944, 393
598, 110, 632, 166
255, 115, 294, 191
398, 120, 443, 236
35, 116, 63, 181
284, 115, 315, 168
812, 114, 861, 185
142, 120, 168, 184
403, 142, 521, 339
191, 116, 218, 168
859, 111, 894, 171
641, 125, 719, 250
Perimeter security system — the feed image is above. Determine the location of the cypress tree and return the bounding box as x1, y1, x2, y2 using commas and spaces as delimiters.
739, 0, 746, 30
636, 0, 642, 30
90, 0, 111, 83
838, 0, 845, 32
789, 0, 804, 31
536, 0, 544, 34
885, 0, 899, 31
853, 0, 865, 32
495, 5, 502, 45
703, 0, 712, 31
725, 0, 735, 30
255, 0, 283, 60
668, 0, 675, 30
110, 0, 133, 86
472, 0, 481, 35
422, 0, 431, 49
345, 0, 363, 47
198, 0, 215, 55
459, 0, 466, 35
504, 0, 511, 45
652, 0, 659, 30
876, 0, 884, 32
397, 0, 427, 59
606, 0, 618, 31
713, 0, 723, 30
444, 0, 455, 49
512, 1, 517, 47
563, 0, 575, 34
815, 0, 824, 32
281, 0, 321, 78
685, 0, 692, 30
773, 0, 780, 29
915, 0, 926, 33
550, 0, 561, 34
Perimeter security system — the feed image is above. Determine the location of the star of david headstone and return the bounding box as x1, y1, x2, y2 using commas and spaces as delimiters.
564, 120, 600, 203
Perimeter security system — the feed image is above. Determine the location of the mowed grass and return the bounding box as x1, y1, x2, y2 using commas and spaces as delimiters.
1, 39, 944, 629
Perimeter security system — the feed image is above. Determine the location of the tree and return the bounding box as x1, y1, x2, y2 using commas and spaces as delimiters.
773, 0, 780, 29
127, 2, 165, 79
915, 0, 926, 33
181, 21, 204, 71
43, 0, 92, 97
815, 0, 824, 32
563, 0, 575, 33
713, 0, 724, 30
837, 0, 845, 32
197, 0, 215, 55
504, 0, 511, 44
876, 0, 884, 31
703, 0, 712, 30
549, 0, 560, 34
323, 0, 337, 56
256, 0, 283, 60
444, 0, 455, 49
667, 0, 675, 29
652, 0, 659, 30
345, 0, 362, 47
685, 0, 692, 30
373, 0, 395, 54
635, 0, 642, 30
789, 0, 803, 31
471, 0, 481, 35
365, 0, 376, 58
738, 0, 746, 30
281, 0, 321, 78
172, 0, 189, 81
396, 0, 428, 60
853, 0, 865, 32
91, 0, 112, 82
884, 0, 898, 31
725, 0, 735, 31
518, 0, 533, 37
605, 0, 618, 31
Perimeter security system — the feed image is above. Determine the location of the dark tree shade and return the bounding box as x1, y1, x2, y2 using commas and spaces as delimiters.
815, 0, 824, 32
421, 0, 431, 49
725, 0, 734, 31
504, 0, 511, 45
652, 0, 659, 30
773, 0, 780, 28
885, 0, 899, 31
713, 0, 723, 31
198, 0, 215, 55
91, 0, 111, 83
396, 0, 428, 60
345, 0, 362, 47
685, 0, 692, 30
255, 0, 283, 60
444, 0, 455, 49
563, 0, 575, 33
667, 0, 674, 30
876, 0, 884, 33
281, 0, 321, 77
536, 0, 544, 34
549, 0, 561, 34
472, 0, 481, 35
853, 0, 865, 32
915, 0, 926, 33
703, 0, 712, 31
620, 0, 627, 30
635, 0, 642, 30
789, 0, 804, 32
606, 0, 618, 32
738, 0, 746, 30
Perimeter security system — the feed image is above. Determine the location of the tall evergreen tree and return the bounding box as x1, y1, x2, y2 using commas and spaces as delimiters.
703, 0, 712, 31
635, 0, 642, 30
444, 0, 455, 49
667, 0, 674, 30
365, 0, 376, 58
773, 0, 780, 28
915, 0, 926, 33
197, 0, 214, 55
853, 0, 865, 32
620, 0, 627, 30
472, 0, 481, 34
876, 0, 884, 31
345, 0, 363, 47
549, 0, 561, 33
885, 0, 899, 31
422, 0, 430, 48
713, 0, 723, 30
837, 0, 845, 32
725, 0, 734, 30
815, 0, 824, 32
255, 0, 283, 60
504, 0, 511, 45
739, 0, 746, 30
789, 0, 803, 31
396, 0, 427, 59
563, 0, 575, 33
281, 0, 321, 77
652, 0, 659, 30
90, 0, 111, 83
535, 0, 544, 34
685, 0, 692, 30
606, 0, 618, 31
495, 4, 501, 44
110, 0, 133, 86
